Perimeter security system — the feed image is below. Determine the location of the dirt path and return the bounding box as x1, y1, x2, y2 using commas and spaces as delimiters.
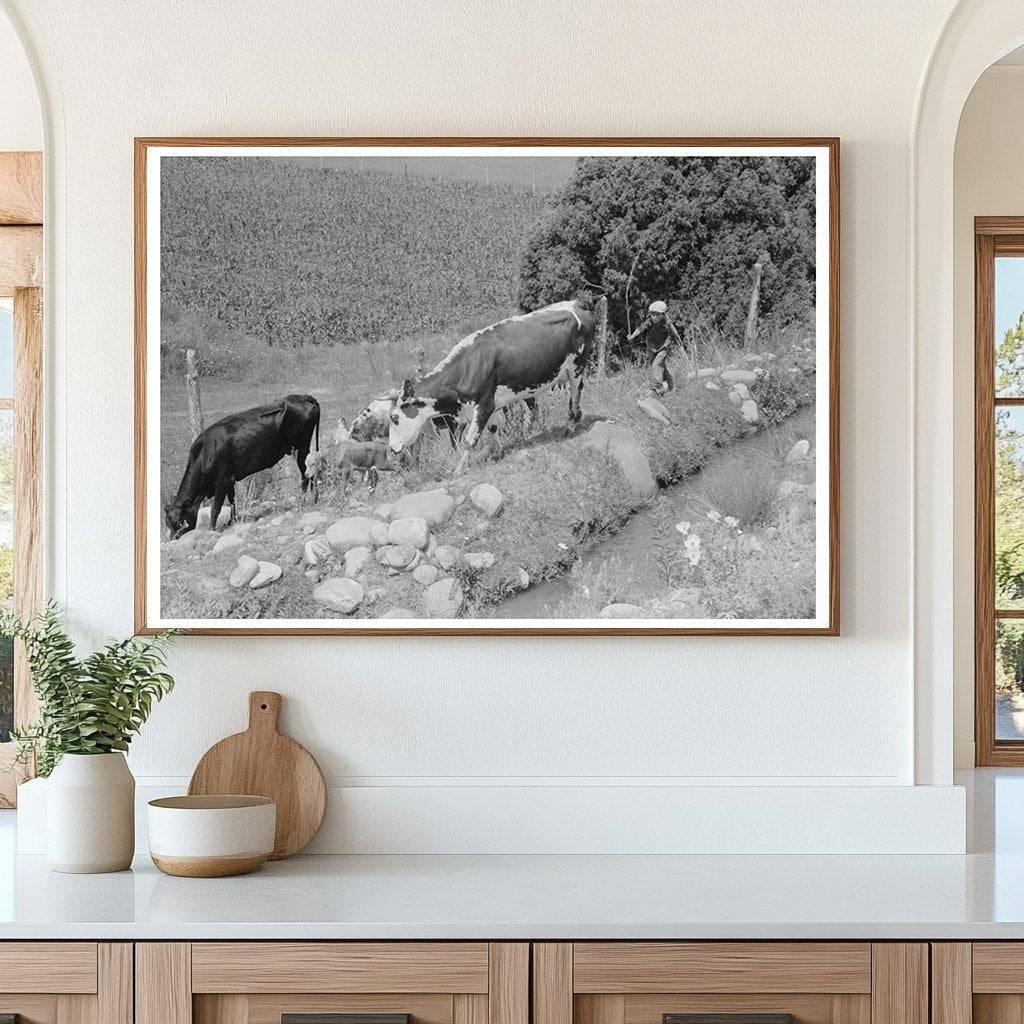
489, 405, 816, 618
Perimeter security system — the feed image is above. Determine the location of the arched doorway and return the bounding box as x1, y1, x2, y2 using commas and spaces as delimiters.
914, 0, 1024, 784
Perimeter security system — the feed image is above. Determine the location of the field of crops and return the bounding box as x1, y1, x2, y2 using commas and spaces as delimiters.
160, 158, 545, 353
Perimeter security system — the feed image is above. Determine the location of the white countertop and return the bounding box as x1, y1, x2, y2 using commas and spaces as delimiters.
0, 849, 1022, 940
1, 770, 1021, 941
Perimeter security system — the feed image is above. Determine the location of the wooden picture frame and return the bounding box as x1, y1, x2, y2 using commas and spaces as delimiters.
135, 137, 840, 636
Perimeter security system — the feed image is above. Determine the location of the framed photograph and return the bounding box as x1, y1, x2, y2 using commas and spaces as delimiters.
135, 137, 839, 635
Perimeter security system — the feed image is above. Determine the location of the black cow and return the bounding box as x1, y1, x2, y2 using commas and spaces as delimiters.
387, 299, 595, 470
165, 394, 320, 537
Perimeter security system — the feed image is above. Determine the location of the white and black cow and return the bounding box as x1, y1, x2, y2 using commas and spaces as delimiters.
387, 300, 595, 467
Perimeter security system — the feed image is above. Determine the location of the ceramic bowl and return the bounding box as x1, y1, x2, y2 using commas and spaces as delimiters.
147, 795, 276, 877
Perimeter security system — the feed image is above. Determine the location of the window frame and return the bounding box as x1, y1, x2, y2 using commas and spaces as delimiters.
975, 217, 1024, 765
0, 151, 43, 806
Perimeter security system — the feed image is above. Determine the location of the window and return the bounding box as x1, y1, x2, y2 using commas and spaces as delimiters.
975, 220, 1024, 764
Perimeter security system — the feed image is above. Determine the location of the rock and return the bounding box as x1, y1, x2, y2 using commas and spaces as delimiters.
704, 380, 721, 390
325, 516, 376, 552
164, 531, 202, 555
407, 550, 422, 570
582, 422, 657, 502
376, 544, 417, 568
344, 545, 372, 577
731, 382, 751, 400
637, 395, 673, 425
212, 533, 244, 555
465, 551, 495, 570
422, 577, 464, 618
197, 506, 232, 530
786, 439, 811, 463
388, 516, 430, 549
777, 479, 797, 498
249, 561, 282, 589
413, 563, 442, 586
313, 577, 364, 614
298, 511, 330, 534
370, 521, 391, 546
689, 367, 719, 379
741, 353, 766, 363
740, 399, 759, 423
229, 555, 260, 588
389, 488, 455, 526
426, 534, 438, 558
728, 390, 742, 406
380, 606, 417, 619
598, 603, 646, 618
513, 565, 530, 589
434, 545, 462, 570
470, 483, 504, 517
304, 569, 318, 580
304, 535, 332, 566
376, 503, 393, 520
721, 369, 758, 384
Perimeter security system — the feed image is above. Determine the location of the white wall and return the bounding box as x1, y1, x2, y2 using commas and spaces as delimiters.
1, 0, 972, 851
952, 65, 1024, 768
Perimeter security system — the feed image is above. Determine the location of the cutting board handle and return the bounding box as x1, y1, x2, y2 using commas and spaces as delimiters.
248, 691, 282, 734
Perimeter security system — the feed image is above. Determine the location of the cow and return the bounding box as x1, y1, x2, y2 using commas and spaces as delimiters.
387, 299, 595, 470
346, 393, 397, 442
165, 394, 321, 538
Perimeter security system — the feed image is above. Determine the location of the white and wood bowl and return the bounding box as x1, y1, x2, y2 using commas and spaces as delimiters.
147, 795, 276, 877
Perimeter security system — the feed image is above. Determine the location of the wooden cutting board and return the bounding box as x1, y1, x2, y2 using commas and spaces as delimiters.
188, 691, 326, 859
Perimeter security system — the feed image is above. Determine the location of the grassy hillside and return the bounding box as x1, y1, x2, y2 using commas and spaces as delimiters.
160, 158, 545, 357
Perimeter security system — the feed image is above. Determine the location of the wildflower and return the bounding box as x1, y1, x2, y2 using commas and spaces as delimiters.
724, 516, 739, 529
674, 521, 691, 534
684, 533, 702, 566
707, 510, 722, 523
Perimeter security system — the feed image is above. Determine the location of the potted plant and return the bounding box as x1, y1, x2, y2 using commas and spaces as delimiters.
2, 603, 177, 873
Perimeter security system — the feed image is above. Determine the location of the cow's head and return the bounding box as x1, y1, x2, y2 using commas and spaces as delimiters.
389, 380, 437, 453
165, 499, 199, 539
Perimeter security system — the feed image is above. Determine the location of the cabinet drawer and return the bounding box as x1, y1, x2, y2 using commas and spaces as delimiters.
139, 942, 528, 1024
534, 944, 925, 1024
0, 943, 130, 1024
191, 943, 490, 993
573, 943, 872, 994
0, 942, 98, 993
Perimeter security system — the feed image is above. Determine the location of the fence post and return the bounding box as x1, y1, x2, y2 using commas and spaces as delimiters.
595, 295, 609, 376
185, 347, 204, 441
744, 256, 765, 349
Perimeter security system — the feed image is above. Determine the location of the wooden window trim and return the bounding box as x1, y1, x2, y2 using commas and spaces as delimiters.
975, 217, 1024, 765
0, 151, 43, 807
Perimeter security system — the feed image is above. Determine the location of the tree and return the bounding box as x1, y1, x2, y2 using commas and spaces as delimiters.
517, 156, 816, 350
996, 313, 1024, 609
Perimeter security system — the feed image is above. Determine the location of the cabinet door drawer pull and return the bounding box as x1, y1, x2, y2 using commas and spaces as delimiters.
283, 1016, 411, 1024
665, 1016, 796, 1024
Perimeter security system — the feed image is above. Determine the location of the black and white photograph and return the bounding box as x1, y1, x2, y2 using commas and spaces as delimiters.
137, 140, 838, 634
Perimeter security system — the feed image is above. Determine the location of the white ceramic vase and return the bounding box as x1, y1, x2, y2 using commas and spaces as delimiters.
46, 752, 135, 873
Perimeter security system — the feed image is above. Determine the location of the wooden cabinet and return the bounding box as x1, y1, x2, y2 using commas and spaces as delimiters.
533, 944, 928, 1024
931, 943, 1024, 1024
0, 942, 132, 1024
136, 943, 528, 1024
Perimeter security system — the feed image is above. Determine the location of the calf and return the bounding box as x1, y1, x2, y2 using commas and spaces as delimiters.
307, 418, 391, 492
165, 394, 320, 537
